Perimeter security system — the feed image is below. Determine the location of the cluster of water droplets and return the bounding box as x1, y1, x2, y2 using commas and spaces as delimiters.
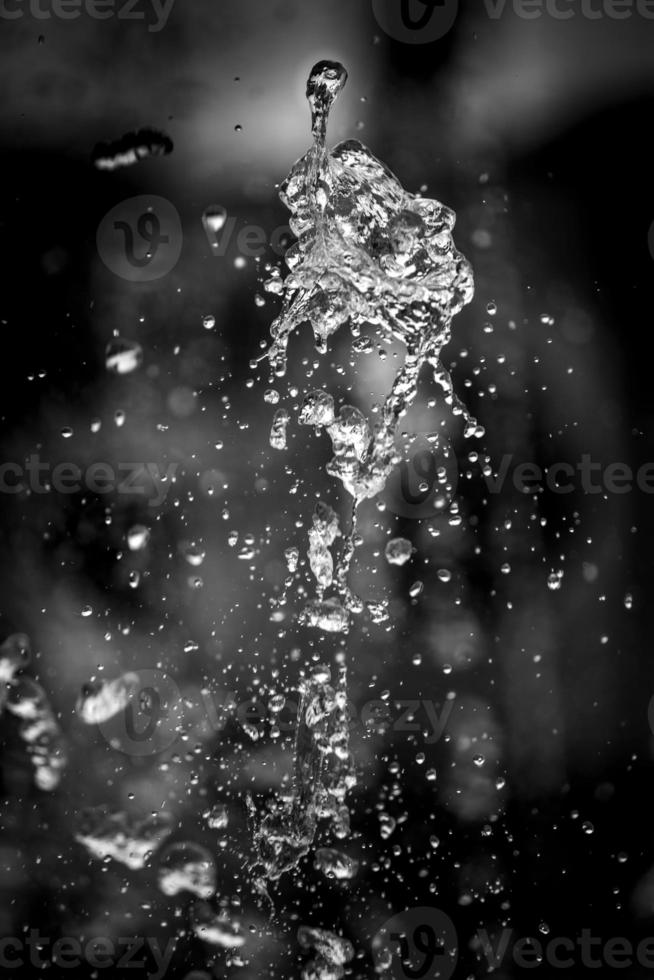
2, 61, 488, 979
249, 661, 355, 884
75, 805, 244, 952
76, 670, 140, 724
0, 632, 67, 790
75, 805, 175, 871
297, 925, 354, 980
263, 61, 479, 633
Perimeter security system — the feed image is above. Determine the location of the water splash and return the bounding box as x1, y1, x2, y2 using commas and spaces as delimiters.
75, 805, 174, 870
260, 60, 478, 629
297, 925, 354, 980
76, 671, 140, 725
249, 60, 477, 896
1, 633, 67, 791
249, 661, 353, 882
156, 841, 217, 899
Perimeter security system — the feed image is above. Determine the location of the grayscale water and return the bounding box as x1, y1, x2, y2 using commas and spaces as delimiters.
263, 61, 480, 634
1, 61, 479, 979
247, 60, 477, 913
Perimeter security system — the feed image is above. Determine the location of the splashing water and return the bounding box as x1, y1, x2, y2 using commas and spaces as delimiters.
156, 841, 217, 899
249, 660, 353, 882
250, 61, 477, 899
0, 633, 67, 791
4, 60, 482, 976
260, 60, 479, 632
297, 925, 355, 980
76, 671, 140, 724
75, 805, 174, 870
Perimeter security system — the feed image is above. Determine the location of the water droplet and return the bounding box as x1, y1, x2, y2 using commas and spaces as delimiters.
157, 842, 217, 899
202, 205, 227, 240
127, 524, 150, 551
105, 338, 143, 374
385, 537, 413, 567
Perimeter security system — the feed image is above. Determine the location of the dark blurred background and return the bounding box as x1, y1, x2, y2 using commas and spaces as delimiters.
0, 1, 653, 977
